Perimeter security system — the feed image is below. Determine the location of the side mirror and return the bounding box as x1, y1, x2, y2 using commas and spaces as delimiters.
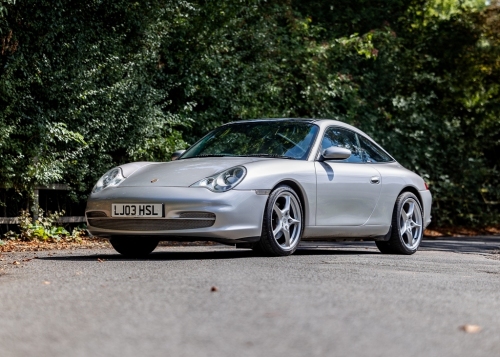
171, 150, 186, 161
321, 146, 351, 161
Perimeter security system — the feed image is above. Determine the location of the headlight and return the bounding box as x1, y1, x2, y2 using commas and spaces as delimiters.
191, 166, 246, 192
92, 167, 125, 193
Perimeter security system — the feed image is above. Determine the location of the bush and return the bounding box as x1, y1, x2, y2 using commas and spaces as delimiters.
0, 0, 498, 227
4, 209, 86, 242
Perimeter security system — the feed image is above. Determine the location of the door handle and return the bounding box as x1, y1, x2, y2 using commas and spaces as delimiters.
370, 176, 380, 184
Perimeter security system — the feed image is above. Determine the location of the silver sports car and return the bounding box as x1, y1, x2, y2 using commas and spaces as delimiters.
86, 119, 432, 257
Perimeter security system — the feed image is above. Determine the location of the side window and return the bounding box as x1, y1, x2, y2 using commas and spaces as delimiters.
321, 127, 363, 163
358, 135, 393, 163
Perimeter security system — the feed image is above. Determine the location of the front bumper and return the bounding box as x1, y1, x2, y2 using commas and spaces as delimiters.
86, 187, 268, 242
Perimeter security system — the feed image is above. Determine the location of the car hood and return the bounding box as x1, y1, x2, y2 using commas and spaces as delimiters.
118, 157, 263, 187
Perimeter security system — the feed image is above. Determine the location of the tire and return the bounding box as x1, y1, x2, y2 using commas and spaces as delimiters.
255, 185, 304, 256
376, 192, 424, 255
109, 236, 159, 258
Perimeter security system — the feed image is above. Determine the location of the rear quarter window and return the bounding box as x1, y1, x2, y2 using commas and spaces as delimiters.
358, 136, 393, 163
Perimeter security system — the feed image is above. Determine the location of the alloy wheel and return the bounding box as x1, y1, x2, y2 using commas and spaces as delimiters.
271, 192, 302, 251
398, 197, 423, 250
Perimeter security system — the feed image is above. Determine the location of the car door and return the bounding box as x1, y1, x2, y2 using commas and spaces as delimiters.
315, 127, 382, 226
357, 133, 399, 226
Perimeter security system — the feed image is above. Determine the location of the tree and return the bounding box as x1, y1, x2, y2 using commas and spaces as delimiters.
1, 0, 499, 226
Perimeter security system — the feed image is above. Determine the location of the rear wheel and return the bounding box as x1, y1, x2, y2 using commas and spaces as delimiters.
376, 192, 423, 255
254, 185, 303, 256
109, 236, 159, 258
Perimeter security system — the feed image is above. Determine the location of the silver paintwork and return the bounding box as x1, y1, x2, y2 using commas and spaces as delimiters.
86, 118, 432, 244
87, 186, 267, 240
322, 146, 351, 160
314, 161, 381, 226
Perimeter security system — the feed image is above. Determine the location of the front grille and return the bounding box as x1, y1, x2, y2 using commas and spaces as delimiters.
179, 212, 216, 219
88, 218, 215, 231
86, 211, 108, 218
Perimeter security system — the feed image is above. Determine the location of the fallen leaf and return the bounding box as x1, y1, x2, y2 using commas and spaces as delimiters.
460, 324, 482, 333
211, 286, 218, 292
97, 258, 105, 262
12, 261, 20, 265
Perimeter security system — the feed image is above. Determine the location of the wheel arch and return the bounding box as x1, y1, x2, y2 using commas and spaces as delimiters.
273, 179, 309, 226
399, 186, 423, 210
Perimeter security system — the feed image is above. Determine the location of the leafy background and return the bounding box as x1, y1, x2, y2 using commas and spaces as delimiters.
0, 0, 499, 227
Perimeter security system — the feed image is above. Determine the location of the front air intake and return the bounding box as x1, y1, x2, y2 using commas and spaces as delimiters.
87, 218, 215, 231
178, 212, 216, 219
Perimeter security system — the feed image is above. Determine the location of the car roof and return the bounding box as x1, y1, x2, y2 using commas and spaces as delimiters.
224, 118, 360, 132
225, 118, 343, 125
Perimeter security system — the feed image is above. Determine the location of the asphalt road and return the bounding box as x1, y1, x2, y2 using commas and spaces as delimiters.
1, 237, 500, 357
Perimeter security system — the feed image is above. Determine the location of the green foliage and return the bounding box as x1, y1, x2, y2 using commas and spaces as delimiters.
158, 0, 500, 226
4, 209, 72, 241
0, 0, 188, 200
427, 0, 487, 19
0, 1, 15, 20
1, 0, 499, 227
363, 2, 500, 226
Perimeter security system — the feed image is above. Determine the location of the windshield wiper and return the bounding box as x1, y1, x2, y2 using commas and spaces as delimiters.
243, 154, 297, 160
182, 154, 234, 159
183, 153, 297, 160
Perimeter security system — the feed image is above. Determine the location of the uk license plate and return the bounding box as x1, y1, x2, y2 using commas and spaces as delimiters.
111, 203, 164, 218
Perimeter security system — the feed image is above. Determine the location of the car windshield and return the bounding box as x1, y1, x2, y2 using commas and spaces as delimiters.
181, 121, 319, 160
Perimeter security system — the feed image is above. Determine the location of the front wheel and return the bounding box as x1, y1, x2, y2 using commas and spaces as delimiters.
254, 185, 304, 256
109, 236, 159, 258
376, 192, 424, 255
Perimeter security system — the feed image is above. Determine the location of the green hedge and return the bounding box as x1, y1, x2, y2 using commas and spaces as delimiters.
1, 0, 499, 227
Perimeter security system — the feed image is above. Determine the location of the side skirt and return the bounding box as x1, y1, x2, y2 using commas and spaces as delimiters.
302, 225, 391, 241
